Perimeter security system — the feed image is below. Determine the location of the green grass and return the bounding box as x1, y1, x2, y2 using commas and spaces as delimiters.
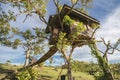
0, 64, 95, 80
0, 63, 22, 79
37, 67, 95, 80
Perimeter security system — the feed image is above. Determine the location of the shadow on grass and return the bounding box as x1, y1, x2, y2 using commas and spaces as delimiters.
0, 64, 13, 73
0, 64, 17, 80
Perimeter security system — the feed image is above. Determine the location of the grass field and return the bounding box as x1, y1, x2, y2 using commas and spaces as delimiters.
0, 63, 22, 79
38, 67, 95, 80
0, 63, 95, 80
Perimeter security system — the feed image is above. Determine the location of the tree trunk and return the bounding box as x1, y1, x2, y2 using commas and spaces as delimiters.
68, 61, 72, 80
61, 50, 72, 80
89, 43, 114, 80
103, 67, 114, 80
24, 50, 30, 67
67, 47, 75, 80
61, 47, 75, 80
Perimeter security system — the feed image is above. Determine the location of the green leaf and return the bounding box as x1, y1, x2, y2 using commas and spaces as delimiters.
91, 23, 100, 28
63, 15, 73, 26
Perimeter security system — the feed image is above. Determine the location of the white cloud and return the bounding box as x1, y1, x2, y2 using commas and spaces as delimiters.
11, 62, 23, 65
10, 14, 46, 31
108, 51, 120, 60
95, 6, 120, 63
0, 46, 24, 63
96, 6, 120, 43
72, 46, 97, 62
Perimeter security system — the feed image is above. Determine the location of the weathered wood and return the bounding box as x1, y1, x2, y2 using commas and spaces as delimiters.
28, 46, 58, 67
46, 4, 100, 45
46, 4, 100, 33
60, 4, 100, 24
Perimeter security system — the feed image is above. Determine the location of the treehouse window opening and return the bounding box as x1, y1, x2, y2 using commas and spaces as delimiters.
52, 28, 59, 38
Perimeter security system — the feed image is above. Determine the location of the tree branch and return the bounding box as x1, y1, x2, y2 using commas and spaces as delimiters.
28, 0, 48, 25
91, 28, 98, 38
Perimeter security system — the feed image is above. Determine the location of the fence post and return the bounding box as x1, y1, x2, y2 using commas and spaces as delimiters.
61, 75, 66, 80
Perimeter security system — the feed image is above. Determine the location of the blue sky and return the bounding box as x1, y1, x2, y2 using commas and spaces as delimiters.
0, 0, 120, 65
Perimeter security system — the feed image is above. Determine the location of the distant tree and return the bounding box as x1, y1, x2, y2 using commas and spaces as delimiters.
0, 7, 20, 47
6, 60, 11, 65
0, 0, 48, 67
49, 57, 54, 67
17, 28, 46, 67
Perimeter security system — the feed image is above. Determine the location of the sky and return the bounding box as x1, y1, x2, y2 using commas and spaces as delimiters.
0, 0, 120, 65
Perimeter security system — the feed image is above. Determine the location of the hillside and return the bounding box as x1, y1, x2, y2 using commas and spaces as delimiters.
0, 63, 95, 80
0, 62, 120, 80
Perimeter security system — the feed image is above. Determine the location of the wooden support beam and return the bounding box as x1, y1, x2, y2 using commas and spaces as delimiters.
28, 46, 58, 67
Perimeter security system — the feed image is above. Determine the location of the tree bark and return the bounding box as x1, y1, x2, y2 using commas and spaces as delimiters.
24, 50, 30, 67
103, 67, 114, 80
67, 47, 75, 80
61, 47, 75, 80
68, 61, 72, 80
28, 46, 58, 67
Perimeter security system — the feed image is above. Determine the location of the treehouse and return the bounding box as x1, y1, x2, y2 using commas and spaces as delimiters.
46, 4, 100, 46
29, 5, 100, 67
